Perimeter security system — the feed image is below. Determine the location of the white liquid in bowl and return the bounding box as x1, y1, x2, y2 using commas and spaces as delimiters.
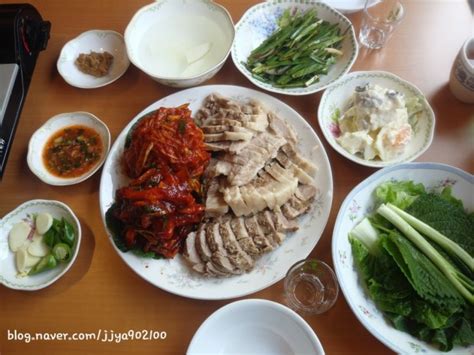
137, 15, 229, 78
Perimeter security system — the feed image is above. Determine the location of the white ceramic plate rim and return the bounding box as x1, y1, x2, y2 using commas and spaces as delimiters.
231, 0, 359, 96
322, 0, 380, 13
186, 299, 325, 354
57, 29, 130, 89
318, 70, 436, 167
0, 199, 82, 291
99, 84, 333, 300
332, 162, 474, 353
27, 111, 111, 186
124, 1, 235, 81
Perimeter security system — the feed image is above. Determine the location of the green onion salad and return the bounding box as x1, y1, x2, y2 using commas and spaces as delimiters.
244, 9, 347, 88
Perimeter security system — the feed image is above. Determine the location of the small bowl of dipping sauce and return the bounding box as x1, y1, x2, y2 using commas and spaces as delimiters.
27, 112, 111, 186
124, 0, 235, 88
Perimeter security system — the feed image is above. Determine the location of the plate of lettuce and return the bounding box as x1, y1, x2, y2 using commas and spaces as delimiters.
333, 162, 473, 353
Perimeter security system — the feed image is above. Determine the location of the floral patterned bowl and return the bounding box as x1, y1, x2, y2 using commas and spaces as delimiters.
332, 162, 474, 354
0, 199, 81, 291
57, 30, 130, 89
27, 111, 111, 186
318, 71, 435, 167
231, 0, 358, 96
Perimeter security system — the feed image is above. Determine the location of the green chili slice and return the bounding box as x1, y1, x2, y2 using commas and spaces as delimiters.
29, 254, 57, 275
61, 218, 75, 247
52, 243, 72, 263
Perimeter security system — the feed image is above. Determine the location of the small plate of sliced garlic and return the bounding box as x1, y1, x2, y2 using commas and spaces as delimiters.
0, 200, 81, 291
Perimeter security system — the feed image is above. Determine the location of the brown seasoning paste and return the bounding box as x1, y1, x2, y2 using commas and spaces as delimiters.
75, 51, 114, 77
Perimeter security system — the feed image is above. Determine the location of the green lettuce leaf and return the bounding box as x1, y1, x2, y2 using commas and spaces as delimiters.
375, 180, 425, 209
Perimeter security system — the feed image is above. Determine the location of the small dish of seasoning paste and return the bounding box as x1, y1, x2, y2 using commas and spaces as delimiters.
28, 112, 110, 185
57, 30, 130, 89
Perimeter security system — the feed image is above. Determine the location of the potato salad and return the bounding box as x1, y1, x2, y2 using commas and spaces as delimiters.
336, 84, 417, 161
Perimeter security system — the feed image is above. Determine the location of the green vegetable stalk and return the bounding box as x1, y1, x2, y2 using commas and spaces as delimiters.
377, 204, 474, 304
349, 217, 380, 255
388, 203, 474, 273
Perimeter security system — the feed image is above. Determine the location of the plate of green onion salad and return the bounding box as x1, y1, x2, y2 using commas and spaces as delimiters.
231, 0, 358, 95
332, 162, 474, 353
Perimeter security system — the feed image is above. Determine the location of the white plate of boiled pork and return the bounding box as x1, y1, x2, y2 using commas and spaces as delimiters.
99, 85, 333, 300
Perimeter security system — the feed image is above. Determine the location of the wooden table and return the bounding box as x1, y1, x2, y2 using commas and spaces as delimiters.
0, 1, 472, 354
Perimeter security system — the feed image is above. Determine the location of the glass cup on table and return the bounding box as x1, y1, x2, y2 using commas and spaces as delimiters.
284, 259, 339, 316
359, 0, 405, 49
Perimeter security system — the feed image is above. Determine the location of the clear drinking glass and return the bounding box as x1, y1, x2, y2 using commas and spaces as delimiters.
284, 259, 339, 315
359, 0, 405, 49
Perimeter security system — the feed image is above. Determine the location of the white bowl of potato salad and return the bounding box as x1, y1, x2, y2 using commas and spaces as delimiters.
318, 71, 435, 167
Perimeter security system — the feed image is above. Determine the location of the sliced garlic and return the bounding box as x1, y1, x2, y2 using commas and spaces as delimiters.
36, 212, 53, 235
9, 221, 31, 252
28, 235, 49, 257
16, 247, 41, 273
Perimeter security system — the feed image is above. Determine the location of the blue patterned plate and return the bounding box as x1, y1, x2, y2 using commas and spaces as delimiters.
231, 0, 358, 96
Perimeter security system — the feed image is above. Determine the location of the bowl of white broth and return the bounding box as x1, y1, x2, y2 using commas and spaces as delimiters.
125, 0, 235, 88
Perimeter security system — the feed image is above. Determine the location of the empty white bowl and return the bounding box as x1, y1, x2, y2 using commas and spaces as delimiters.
187, 299, 325, 354
57, 30, 130, 89
0, 199, 81, 291
27, 111, 111, 186
124, 0, 235, 88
